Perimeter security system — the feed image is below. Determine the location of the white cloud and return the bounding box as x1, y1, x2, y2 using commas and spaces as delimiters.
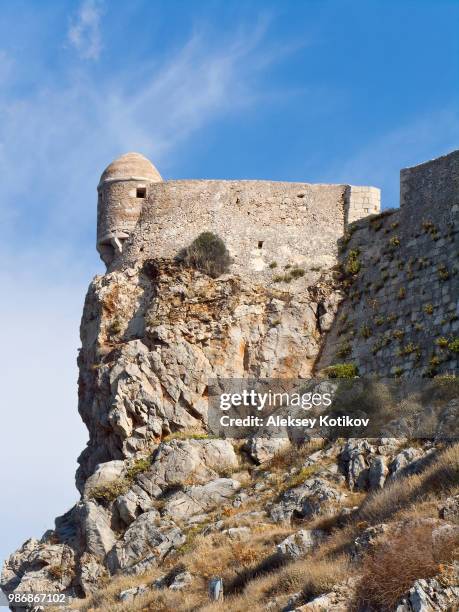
0, 15, 284, 568
0, 19, 278, 248
67, 0, 104, 60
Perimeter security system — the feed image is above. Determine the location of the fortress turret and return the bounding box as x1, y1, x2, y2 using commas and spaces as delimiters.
97, 152, 162, 265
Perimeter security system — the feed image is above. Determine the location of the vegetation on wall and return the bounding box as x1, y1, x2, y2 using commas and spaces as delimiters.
177, 232, 233, 278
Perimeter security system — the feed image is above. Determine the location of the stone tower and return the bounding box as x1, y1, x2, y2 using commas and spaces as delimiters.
97, 152, 162, 265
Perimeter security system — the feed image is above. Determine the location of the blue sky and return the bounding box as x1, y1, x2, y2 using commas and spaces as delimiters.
1, 0, 458, 568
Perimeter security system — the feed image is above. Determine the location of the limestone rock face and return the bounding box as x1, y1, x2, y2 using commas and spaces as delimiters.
269, 477, 345, 523
396, 574, 459, 611
0, 258, 341, 602
245, 434, 291, 464
164, 478, 241, 521
1, 538, 76, 596
107, 511, 184, 573
146, 438, 239, 488
76, 260, 333, 489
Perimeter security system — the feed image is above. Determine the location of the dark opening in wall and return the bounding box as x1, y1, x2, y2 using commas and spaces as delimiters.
258, 241, 264, 249
136, 187, 147, 198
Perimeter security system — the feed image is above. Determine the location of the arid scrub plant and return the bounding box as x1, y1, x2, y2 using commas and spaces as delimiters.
324, 363, 358, 378
392, 329, 405, 341
354, 523, 459, 611
344, 249, 361, 276
177, 232, 232, 278
336, 341, 352, 358
448, 337, 459, 353
438, 264, 450, 281
88, 456, 152, 502
289, 267, 305, 279
397, 286, 406, 300
423, 303, 434, 315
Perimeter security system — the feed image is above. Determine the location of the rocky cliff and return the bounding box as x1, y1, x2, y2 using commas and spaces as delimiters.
3, 152, 459, 611
3, 249, 459, 612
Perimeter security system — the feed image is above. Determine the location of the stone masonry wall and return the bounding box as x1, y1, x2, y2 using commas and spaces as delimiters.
400, 150, 459, 228
116, 180, 351, 279
345, 185, 380, 224
318, 205, 459, 377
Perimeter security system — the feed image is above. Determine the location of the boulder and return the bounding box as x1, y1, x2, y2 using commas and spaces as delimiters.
439, 494, 459, 522
119, 584, 148, 602
368, 456, 388, 489
269, 478, 345, 523
1, 539, 76, 597
396, 575, 459, 611
389, 447, 426, 478
221, 527, 251, 541
164, 478, 241, 521
77, 552, 109, 596
115, 484, 153, 526
168, 571, 192, 591
80, 501, 116, 560
108, 510, 184, 572
341, 440, 375, 490
277, 529, 326, 558
245, 435, 290, 464
135, 439, 238, 496
83, 460, 125, 498
351, 524, 389, 560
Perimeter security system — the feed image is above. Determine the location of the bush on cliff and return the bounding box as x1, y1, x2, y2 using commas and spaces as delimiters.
177, 232, 232, 278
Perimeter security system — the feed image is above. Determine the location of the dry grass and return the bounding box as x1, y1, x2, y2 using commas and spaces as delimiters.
353, 522, 459, 611
71, 442, 459, 611
358, 443, 459, 525
266, 439, 326, 473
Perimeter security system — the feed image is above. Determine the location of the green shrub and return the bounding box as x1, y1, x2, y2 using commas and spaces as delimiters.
423, 303, 434, 315
389, 236, 400, 247
360, 324, 372, 339
436, 337, 449, 348
324, 363, 358, 378
177, 232, 232, 278
448, 337, 459, 353
344, 250, 361, 276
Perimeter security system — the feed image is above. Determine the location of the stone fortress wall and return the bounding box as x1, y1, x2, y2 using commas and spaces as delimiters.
119, 180, 380, 277
319, 150, 459, 377
97, 153, 380, 276
97, 150, 458, 378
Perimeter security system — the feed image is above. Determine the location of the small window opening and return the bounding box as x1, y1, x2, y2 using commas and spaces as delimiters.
363, 208, 369, 213
136, 187, 147, 198
258, 240, 264, 249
